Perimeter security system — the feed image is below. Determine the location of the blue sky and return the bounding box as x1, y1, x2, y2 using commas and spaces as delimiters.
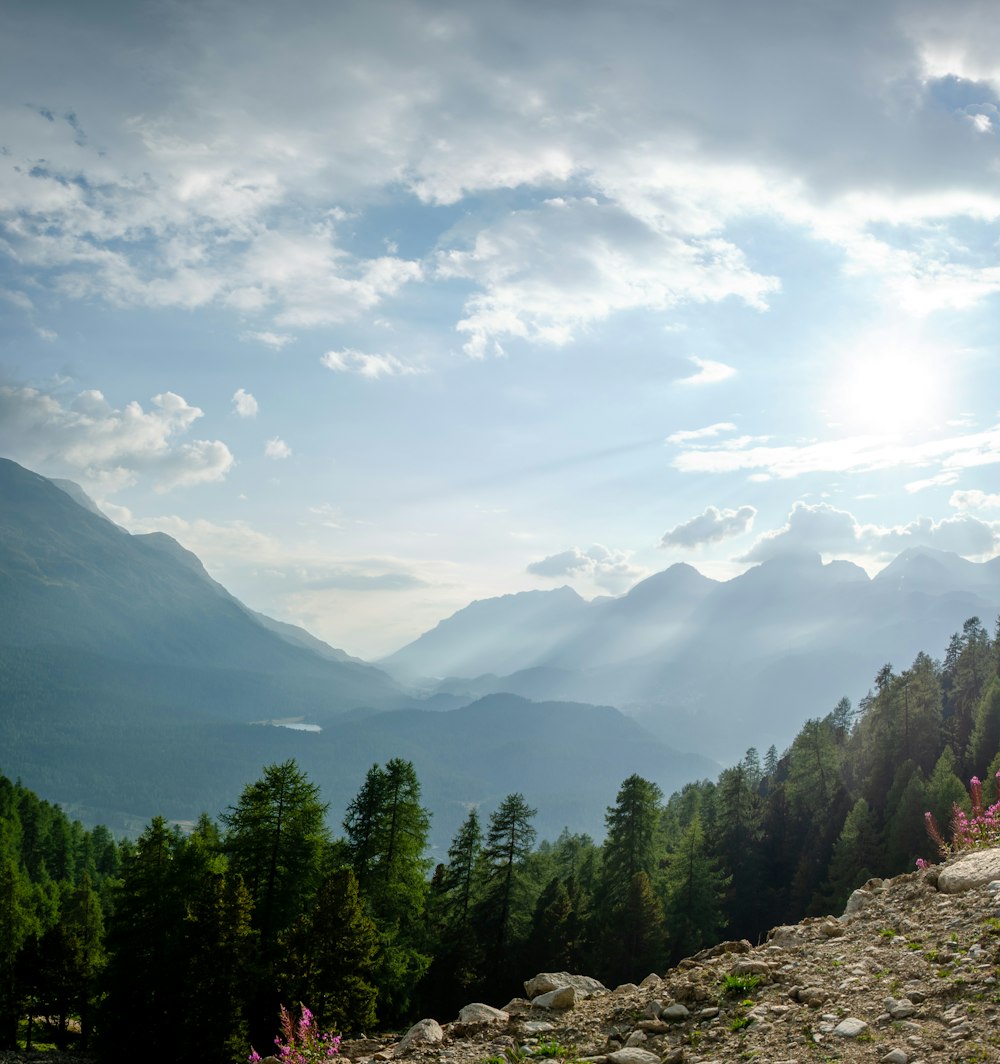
3, 0, 1000, 658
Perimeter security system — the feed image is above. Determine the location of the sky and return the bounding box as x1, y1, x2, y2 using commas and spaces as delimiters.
3, 0, 1000, 659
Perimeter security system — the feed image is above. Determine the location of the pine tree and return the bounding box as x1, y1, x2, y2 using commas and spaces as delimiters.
662, 814, 729, 964
818, 799, 882, 909
281, 868, 378, 1034
474, 793, 537, 998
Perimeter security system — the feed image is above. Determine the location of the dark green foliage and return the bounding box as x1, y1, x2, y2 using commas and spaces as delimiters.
281, 868, 378, 1034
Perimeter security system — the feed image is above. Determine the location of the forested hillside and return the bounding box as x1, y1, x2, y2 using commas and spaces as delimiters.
2, 617, 999, 1060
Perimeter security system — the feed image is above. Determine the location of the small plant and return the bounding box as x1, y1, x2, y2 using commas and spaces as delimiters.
730, 1015, 753, 1031
249, 1004, 341, 1064
879, 928, 897, 939
529, 1041, 575, 1060
721, 973, 761, 996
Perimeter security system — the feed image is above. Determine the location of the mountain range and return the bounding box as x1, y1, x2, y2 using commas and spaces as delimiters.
0, 457, 716, 847
381, 545, 1000, 761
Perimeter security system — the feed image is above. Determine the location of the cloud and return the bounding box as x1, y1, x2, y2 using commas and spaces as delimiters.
0, 384, 233, 493
666, 422, 738, 445
264, 436, 291, 459
436, 195, 779, 357
232, 388, 258, 417
527, 543, 643, 592
742, 500, 1000, 562
680, 356, 736, 386
950, 488, 1000, 510
673, 424, 1000, 480
241, 330, 294, 349
661, 505, 757, 548
321, 348, 419, 378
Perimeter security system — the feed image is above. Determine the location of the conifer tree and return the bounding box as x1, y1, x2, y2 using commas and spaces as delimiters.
662, 814, 729, 963
474, 793, 537, 996
281, 868, 378, 1034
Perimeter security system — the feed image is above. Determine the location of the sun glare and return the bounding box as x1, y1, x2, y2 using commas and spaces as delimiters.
828, 331, 951, 435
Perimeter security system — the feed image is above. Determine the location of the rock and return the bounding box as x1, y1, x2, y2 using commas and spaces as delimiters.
532, 986, 577, 1009
607, 1050, 662, 1064
457, 1003, 509, 1024
832, 1017, 869, 1038
521, 1021, 555, 1034
524, 973, 606, 998
795, 986, 828, 1007
884, 996, 916, 1019
639, 973, 662, 988
395, 1019, 444, 1055
768, 925, 803, 947
624, 1031, 646, 1047
660, 1003, 690, 1022
881, 1050, 908, 1063
613, 983, 639, 994
937, 850, 1000, 893
842, 888, 873, 918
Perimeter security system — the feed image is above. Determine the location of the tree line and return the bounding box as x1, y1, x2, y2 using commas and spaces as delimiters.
1, 616, 999, 1060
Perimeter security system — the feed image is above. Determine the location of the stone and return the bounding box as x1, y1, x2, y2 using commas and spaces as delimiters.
532, 987, 577, 1009
613, 983, 639, 994
937, 850, 1000, 893
842, 888, 873, 918
395, 1019, 444, 1055
796, 986, 828, 1007
881, 1050, 908, 1064
660, 1003, 690, 1022
524, 973, 605, 999
457, 1003, 509, 1025
885, 997, 916, 1019
768, 925, 804, 947
624, 1031, 646, 1047
833, 1017, 869, 1038
521, 1021, 555, 1035
607, 1050, 662, 1064
639, 973, 662, 988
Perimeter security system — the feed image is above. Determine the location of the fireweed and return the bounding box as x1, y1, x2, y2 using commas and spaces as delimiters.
918, 770, 1000, 868
249, 1004, 341, 1064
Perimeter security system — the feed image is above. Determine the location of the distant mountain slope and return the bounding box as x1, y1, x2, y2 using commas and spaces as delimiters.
382, 547, 1000, 760
0, 457, 395, 708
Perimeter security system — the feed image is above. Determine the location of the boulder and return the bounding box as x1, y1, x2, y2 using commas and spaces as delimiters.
937, 850, 1000, 893
607, 1050, 662, 1064
394, 1018, 444, 1055
524, 972, 606, 999
532, 986, 577, 1009
457, 1003, 509, 1024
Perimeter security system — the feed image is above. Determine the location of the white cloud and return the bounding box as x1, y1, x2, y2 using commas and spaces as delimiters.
673, 424, 1000, 480
321, 348, 419, 378
742, 500, 1000, 562
0, 384, 233, 493
241, 330, 294, 349
264, 436, 291, 460
232, 388, 258, 417
680, 356, 736, 386
661, 505, 757, 549
436, 196, 779, 358
527, 543, 643, 592
950, 488, 1000, 510
665, 422, 738, 445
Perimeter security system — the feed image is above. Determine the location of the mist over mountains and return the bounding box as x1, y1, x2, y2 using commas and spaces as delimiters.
0, 457, 716, 846
382, 544, 1000, 761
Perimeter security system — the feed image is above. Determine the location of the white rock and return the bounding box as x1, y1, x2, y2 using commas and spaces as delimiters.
532, 986, 577, 1009
639, 973, 662, 988
457, 1003, 509, 1024
661, 1003, 690, 1022
937, 850, 1000, 893
394, 1019, 444, 1055
881, 1050, 908, 1064
524, 972, 606, 998
833, 1017, 869, 1038
607, 1050, 662, 1064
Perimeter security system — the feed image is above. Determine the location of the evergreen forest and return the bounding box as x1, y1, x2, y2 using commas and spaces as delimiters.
3, 616, 1000, 1061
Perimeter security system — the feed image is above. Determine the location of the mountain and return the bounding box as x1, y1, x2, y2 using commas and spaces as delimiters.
0, 458, 712, 845
382, 547, 1000, 762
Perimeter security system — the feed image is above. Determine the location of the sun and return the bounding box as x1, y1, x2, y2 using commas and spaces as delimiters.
827, 329, 952, 436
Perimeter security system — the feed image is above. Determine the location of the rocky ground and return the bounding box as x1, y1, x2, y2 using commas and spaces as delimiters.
345, 848, 1000, 1064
